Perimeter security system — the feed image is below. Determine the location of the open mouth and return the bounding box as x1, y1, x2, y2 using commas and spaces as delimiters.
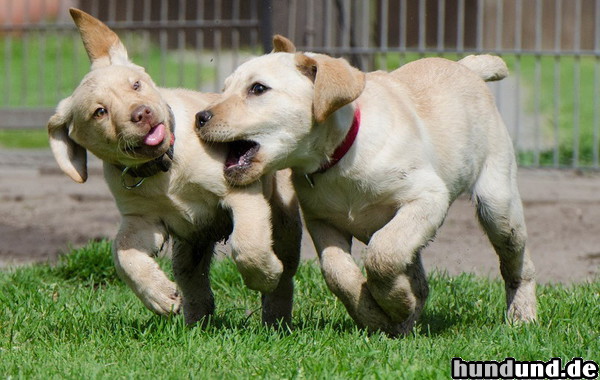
225, 140, 260, 171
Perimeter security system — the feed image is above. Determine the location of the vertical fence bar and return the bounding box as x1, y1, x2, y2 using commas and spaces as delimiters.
400, 0, 407, 65
20, 0, 30, 106
553, 0, 562, 167
494, 0, 504, 107
54, 0, 66, 102
41, 0, 50, 106
250, 0, 258, 52
573, 0, 582, 167
324, 0, 332, 50
533, 0, 542, 166
288, 0, 297, 41
418, 0, 426, 55
38, 0, 46, 106
214, 0, 222, 91
341, 0, 350, 50
178, 0, 186, 87
108, 0, 116, 27
159, 0, 168, 86
495, 0, 503, 52
594, 0, 600, 168
125, 0, 134, 59
195, 0, 205, 90
380, 0, 389, 69
476, 0, 483, 53
260, 0, 272, 53
306, 0, 315, 47
2, 0, 11, 105
513, 0, 523, 156
457, 0, 465, 54
143, 0, 151, 70
91, 1, 99, 19
232, 0, 240, 69
359, 0, 370, 70
437, 0, 446, 54
304, 0, 316, 49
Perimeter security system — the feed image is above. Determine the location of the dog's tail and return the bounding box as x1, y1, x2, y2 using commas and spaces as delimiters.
458, 55, 508, 82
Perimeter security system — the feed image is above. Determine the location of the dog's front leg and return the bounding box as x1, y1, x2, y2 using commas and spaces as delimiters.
262, 173, 302, 327
364, 184, 449, 332
307, 219, 402, 336
113, 215, 181, 315
222, 183, 283, 294
171, 238, 215, 326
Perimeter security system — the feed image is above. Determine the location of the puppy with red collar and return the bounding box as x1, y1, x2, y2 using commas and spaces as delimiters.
196, 36, 536, 335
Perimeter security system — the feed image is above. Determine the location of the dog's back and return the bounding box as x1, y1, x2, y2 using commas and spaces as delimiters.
380, 58, 507, 193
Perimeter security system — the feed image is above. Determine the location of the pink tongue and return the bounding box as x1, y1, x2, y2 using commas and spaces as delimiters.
143, 124, 166, 146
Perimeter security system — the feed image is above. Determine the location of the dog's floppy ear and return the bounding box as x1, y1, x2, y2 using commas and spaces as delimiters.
272, 35, 296, 53
69, 8, 129, 69
47, 97, 88, 183
296, 54, 366, 123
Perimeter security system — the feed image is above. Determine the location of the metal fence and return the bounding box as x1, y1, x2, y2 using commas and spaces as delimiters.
1, 0, 599, 169
0, 0, 267, 129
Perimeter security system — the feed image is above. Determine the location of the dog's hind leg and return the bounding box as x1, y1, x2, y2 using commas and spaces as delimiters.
364, 173, 449, 332
473, 155, 537, 323
113, 216, 181, 315
171, 239, 215, 326
307, 220, 402, 336
261, 177, 302, 328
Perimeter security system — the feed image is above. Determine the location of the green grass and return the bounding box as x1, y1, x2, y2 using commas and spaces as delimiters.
1, 241, 598, 378
0, 129, 49, 149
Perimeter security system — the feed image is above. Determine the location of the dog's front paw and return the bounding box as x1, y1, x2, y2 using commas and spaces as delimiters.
138, 280, 182, 315
233, 251, 284, 293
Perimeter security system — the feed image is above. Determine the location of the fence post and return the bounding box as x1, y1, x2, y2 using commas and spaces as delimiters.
260, 0, 273, 53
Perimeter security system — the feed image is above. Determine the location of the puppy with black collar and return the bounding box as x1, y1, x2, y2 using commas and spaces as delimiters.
48, 11, 301, 327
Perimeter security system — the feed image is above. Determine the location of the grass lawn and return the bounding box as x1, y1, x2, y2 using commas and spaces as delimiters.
0, 241, 598, 378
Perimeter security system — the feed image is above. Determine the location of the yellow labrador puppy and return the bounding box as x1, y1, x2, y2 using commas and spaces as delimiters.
48, 11, 301, 327
196, 36, 536, 335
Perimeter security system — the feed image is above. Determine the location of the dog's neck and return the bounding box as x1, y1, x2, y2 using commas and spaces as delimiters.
300, 104, 360, 186
306, 104, 359, 172
315, 106, 360, 174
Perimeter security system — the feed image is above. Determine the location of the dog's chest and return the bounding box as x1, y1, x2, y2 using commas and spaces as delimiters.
162, 183, 231, 239
111, 176, 230, 241
294, 175, 397, 242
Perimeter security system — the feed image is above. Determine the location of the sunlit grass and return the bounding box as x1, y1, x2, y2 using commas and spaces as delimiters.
0, 240, 598, 378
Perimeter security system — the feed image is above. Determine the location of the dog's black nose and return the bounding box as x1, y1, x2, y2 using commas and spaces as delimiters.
195, 110, 213, 128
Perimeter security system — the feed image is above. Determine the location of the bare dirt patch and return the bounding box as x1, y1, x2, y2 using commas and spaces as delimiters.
1, 148, 598, 283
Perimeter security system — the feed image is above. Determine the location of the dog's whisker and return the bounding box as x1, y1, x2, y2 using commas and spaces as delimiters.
116, 133, 138, 160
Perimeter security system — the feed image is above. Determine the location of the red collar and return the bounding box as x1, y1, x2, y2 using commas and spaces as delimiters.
316, 107, 361, 174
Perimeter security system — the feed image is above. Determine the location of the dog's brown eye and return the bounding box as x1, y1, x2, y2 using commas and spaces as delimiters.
133, 81, 141, 91
93, 107, 108, 119
249, 83, 269, 95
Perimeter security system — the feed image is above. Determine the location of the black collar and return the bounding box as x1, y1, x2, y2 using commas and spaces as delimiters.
123, 146, 174, 178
